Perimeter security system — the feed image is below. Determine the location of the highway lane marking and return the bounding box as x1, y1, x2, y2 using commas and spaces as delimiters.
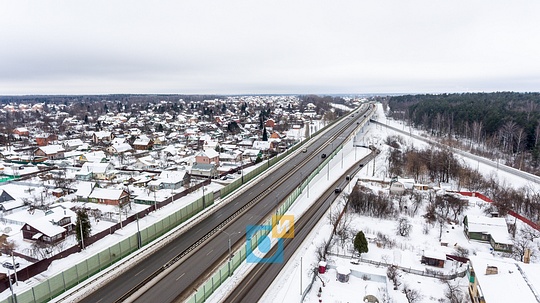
176, 273, 185, 281
196, 228, 202, 234
206, 249, 213, 256
96, 299, 103, 303
249, 216, 253, 221
135, 268, 145, 277
217, 213, 222, 218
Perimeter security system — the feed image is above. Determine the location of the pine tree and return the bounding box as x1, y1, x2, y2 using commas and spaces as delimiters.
75, 209, 92, 247
262, 127, 268, 141
354, 230, 369, 256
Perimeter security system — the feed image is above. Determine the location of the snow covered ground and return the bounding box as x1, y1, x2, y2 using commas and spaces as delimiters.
3, 103, 540, 303
208, 103, 540, 303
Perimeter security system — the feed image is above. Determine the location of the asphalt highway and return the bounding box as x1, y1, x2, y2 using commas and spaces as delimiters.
224, 148, 377, 303
78, 105, 374, 303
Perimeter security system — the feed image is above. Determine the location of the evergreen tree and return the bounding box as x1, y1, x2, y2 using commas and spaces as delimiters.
262, 127, 268, 141
354, 231, 369, 256
75, 209, 91, 248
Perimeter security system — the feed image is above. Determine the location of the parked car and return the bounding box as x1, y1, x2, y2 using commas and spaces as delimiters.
302, 147, 307, 153
2, 262, 19, 270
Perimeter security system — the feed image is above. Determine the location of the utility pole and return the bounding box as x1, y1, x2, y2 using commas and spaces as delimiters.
372, 156, 375, 177
11, 252, 18, 286
79, 219, 85, 250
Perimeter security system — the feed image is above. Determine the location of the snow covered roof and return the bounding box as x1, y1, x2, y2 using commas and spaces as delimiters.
81, 151, 107, 163
63, 139, 84, 147
88, 188, 126, 200
38, 144, 65, 155
197, 149, 219, 159
466, 215, 512, 244
133, 135, 151, 145
252, 141, 271, 150
469, 255, 539, 303
22, 206, 75, 237
80, 162, 113, 174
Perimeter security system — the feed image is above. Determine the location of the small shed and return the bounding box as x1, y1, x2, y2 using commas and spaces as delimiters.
421, 250, 446, 268
336, 266, 351, 283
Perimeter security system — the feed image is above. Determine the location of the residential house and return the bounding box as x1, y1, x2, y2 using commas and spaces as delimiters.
132, 155, 159, 170
106, 143, 133, 155
153, 135, 167, 147
21, 206, 75, 244
149, 171, 190, 190
92, 131, 114, 144
34, 144, 65, 160
265, 119, 275, 128
252, 141, 271, 152
468, 256, 540, 303
195, 149, 220, 166
76, 162, 116, 181
87, 188, 130, 206
62, 139, 85, 151
219, 150, 242, 163
35, 134, 58, 146
12, 127, 29, 137
191, 163, 218, 178
133, 135, 154, 150
78, 151, 108, 164
0, 190, 24, 213
463, 215, 513, 252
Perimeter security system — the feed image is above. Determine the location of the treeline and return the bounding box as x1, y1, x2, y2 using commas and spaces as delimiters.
387, 92, 540, 173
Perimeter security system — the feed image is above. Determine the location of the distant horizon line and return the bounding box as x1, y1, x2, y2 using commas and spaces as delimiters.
1, 91, 539, 98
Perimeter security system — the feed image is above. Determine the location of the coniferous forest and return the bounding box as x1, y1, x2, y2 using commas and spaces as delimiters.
387, 92, 540, 175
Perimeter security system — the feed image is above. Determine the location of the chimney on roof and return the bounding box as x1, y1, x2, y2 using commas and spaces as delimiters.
485, 266, 498, 275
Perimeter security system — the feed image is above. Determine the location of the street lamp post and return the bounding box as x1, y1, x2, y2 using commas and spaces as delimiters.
299, 172, 303, 193
222, 230, 241, 277
79, 219, 85, 250
136, 212, 141, 249
275, 194, 280, 217
202, 186, 206, 209
4, 266, 17, 303
153, 190, 157, 212
10, 252, 18, 286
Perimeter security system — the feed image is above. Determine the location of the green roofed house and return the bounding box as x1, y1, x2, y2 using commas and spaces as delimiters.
463, 215, 513, 252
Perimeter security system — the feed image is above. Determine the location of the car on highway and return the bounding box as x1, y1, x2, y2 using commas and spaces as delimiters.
321, 153, 326, 159
334, 187, 342, 194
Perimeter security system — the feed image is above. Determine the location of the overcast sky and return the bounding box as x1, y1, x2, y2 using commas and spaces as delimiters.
1, 1, 539, 95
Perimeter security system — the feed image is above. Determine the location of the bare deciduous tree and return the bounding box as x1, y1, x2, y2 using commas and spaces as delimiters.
396, 217, 412, 237
403, 284, 423, 303
442, 280, 466, 303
